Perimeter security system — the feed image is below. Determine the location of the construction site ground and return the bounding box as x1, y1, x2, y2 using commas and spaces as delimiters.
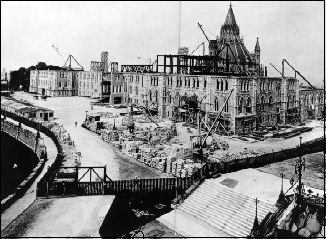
6, 92, 324, 237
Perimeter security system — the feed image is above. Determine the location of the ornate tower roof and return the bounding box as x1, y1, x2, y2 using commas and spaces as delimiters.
255, 37, 261, 52
220, 3, 240, 39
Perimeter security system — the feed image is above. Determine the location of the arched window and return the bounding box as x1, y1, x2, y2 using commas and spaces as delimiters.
239, 97, 244, 114
220, 80, 224, 91
176, 93, 181, 106
129, 85, 132, 94
224, 101, 229, 112
169, 94, 172, 104
247, 81, 250, 91
214, 97, 219, 111
261, 96, 265, 111
204, 79, 207, 88
180, 77, 182, 87
197, 78, 200, 88
149, 90, 152, 101
269, 96, 273, 105
155, 91, 158, 102
217, 80, 220, 90
246, 98, 252, 113
193, 78, 196, 88
293, 95, 296, 107
225, 80, 228, 91
135, 86, 138, 95
311, 95, 314, 104
241, 81, 243, 91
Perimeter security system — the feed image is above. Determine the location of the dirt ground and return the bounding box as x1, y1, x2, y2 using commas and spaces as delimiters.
258, 152, 325, 190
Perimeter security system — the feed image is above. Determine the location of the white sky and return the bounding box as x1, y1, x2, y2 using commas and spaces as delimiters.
1, 1, 324, 87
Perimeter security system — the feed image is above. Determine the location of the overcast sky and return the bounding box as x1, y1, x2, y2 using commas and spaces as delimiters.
1, 1, 324, 87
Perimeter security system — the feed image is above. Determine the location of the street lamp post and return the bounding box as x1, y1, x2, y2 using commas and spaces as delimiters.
295, 136, 305, 204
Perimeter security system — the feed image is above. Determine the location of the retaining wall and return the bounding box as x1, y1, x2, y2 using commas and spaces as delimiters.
1, 120, 46, 212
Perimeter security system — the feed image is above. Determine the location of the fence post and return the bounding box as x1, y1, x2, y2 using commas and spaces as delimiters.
75, 167, 78, 195
46, 182, 49, 198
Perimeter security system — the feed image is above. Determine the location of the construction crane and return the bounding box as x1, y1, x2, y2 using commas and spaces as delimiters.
270, 63, 282, 76
63, 55, 84, 71
282, 59, 315, 89
52, 44, 84, 70
190, 42, 205, 56
197, 22, 210, 43
200, 89, 234, 147
52, 44, 66, 64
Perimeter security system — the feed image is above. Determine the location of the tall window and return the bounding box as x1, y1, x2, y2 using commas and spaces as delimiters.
217, 80, 220, 90
155, 91, 158, 102
204, 79, 207, 88
225, 80, 228, 91
220, 81, 224, 91
224, 101, 228, 112
214, 97, 219, 111
246, 98, 252, 113
239, 97, 244, 113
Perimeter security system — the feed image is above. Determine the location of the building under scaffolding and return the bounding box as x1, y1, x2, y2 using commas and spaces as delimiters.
109, 4, 324, 135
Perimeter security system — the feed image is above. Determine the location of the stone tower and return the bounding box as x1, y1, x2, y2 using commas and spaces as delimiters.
255, 37, 261, 65
101, 51, 108, 73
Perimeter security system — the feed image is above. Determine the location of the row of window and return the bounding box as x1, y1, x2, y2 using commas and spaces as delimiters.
112, 85, 122, 93
151, 77, 159, 86
216, 79, 229, 91
288, 80, 296, 91
240, 80, 250, 91
301, 93, 323, 106
260, 80, 280, 92
77, 72, 101, 80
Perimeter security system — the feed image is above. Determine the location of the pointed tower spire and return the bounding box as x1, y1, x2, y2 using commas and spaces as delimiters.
250, 198, 260, 236
225, 3, 237, 25
255, 37, 261, 52
220, 3, 240, 39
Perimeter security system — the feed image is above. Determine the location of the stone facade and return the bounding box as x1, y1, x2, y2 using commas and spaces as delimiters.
118, 72, 300, 135
29, 70, 78, 97
76, 71, 102, 98
299, 88, 324, 121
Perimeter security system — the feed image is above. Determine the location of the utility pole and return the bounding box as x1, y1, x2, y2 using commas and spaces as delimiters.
178, 1, 182, 51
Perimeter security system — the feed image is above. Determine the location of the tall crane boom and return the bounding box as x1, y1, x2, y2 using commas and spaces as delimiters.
282, 59, 316, 89
52, 44, 66, 63
190, 42, 205, 56
198, 22, 210, 43
270, 63, 282, 76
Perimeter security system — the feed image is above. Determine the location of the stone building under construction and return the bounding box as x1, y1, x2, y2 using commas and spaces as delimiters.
107, 4, 323, 135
